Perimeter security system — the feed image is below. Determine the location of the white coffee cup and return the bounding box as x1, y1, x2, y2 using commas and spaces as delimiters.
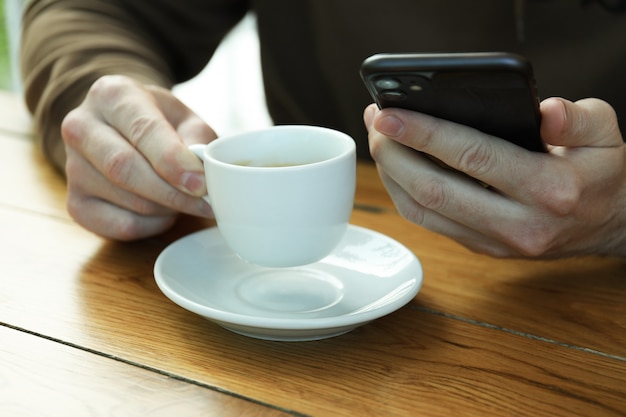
190, 125, 356, 268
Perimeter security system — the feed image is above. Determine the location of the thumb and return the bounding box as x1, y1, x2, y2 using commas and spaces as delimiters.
540, 97, 622, 148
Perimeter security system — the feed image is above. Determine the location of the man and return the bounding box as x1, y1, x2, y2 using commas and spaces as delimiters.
21, 0, 626, 257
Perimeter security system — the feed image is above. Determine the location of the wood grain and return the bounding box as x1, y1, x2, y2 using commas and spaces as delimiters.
0, 133, 67, 218
1, 207, 625, 416
350, 207, 626, 358
0, 326, 292, 417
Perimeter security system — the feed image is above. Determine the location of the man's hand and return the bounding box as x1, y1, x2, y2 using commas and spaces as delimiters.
62, 75, 216, 240
365, 97, 626, 258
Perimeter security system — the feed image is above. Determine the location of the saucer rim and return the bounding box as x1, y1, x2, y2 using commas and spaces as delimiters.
154, 225, 423, 331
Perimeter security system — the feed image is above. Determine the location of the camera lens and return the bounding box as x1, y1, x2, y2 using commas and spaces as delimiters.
375, 78, 400, 90
379, 90, 406, 101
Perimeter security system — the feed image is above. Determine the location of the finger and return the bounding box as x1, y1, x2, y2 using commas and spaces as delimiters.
369, 131, 526, 246
62, 108, 213, 218
377, 167, 517, 257
85, 76, 207, 196
143, 85, 217, 196
369, 106, 553, 198
65, 144, 178, 240
65, 146, 198, 241
363, 103, 377, 131
69, 194, 179, 241
65, 145, 177, 218
147, 84, 218, 146
540, 97, 622, 148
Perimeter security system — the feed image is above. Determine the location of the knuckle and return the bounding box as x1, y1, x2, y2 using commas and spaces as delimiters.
410, 176, 449, 211
127, 114, 163, 148
404, 115, 439, 151
60, 110, 81, 138
526, 165, 581, 216
508, 184, 578, 258
498, 220, 557, 258
511, 227, 555, 258
159, 143, 180, 167
102, 148, 135, 185
416, 118, 438, 150
61, 109, 87, 147
456, 140, 495, 177
114, 214, 176, 241
586, 98, 619, 124
543, 182, 580, 216
397, 203, 427, 227
65, 190, 83, 222
64, 153, 80, 179
105, 221, 141, 241
88, 75, 132, 103
111, 217, 146, 241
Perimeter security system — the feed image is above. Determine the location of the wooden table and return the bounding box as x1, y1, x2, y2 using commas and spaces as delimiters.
1, 90, 625, 416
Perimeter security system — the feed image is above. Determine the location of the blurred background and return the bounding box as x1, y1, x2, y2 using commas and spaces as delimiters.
0, 0, 22, 92
0, 0, 272, 135
172, 13, 272, 136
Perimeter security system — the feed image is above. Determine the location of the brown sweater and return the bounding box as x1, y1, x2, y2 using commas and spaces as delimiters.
21, 0, 626, 169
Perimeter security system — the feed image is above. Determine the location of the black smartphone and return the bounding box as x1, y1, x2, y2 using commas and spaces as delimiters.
360, 52, 546, 152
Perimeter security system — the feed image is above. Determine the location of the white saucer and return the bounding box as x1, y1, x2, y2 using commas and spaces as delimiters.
154, 225, 423, 341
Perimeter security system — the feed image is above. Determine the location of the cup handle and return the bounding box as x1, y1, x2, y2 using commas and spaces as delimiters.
188, 144, 206, 159
188, 144, 212, 205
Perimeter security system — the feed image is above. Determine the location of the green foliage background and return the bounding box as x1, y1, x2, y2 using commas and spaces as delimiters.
0, 0, 12, 89
0, 0, 15, 89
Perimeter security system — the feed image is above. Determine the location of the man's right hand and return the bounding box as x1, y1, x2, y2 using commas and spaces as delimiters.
61, 75, 216, 240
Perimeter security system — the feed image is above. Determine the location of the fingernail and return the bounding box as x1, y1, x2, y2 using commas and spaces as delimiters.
198, 198, 214, 217
180, 171, 205, 195
377, 114, 404, 137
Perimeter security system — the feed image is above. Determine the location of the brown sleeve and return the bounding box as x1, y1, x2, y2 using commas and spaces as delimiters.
20, 0, 248, 172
